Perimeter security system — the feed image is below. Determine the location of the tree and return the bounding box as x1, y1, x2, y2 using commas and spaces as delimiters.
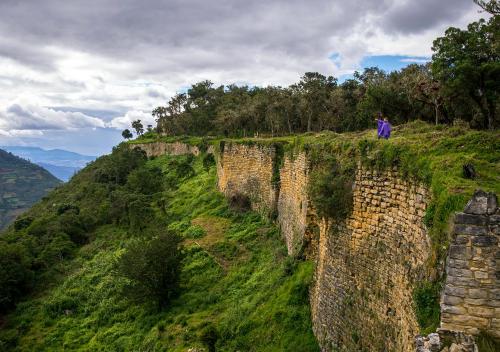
0, 242, 34, 312
121, 129, 133, 140
114, 232, 183, 309
432, 17, 500, 129
131, 120, 144, 135
474, 0, 500, 14
296, 72, 337, 132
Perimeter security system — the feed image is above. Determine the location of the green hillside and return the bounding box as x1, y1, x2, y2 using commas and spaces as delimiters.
0, 149, 61, 231
0, 145, 318, 351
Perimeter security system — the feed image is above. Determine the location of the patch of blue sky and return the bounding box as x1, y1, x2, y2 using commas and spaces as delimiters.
336, 55, 430, 83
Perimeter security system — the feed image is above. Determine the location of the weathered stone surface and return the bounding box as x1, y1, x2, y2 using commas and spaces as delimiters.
463, 190, 497, 215
276, 153, 310, 256
132, 141, 202, 157
454, 213, 488, 226
471, 235, 498, 247
441, 191, 499, 339
216, 143, 278, 216
453, 224, 488, 236
310, 166, 430, 352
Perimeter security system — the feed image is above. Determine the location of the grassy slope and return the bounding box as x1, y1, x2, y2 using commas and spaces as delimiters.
0, 156, 319, 351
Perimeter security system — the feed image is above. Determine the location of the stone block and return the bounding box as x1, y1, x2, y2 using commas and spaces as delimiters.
463, 190, 497, 215
441, 304, 467, 315
454, 224, 487, 236
447, 267, 473, 278
444, 286, 467, 298
467, 306, 495, 318
471, 235, 498, 247
467, 288, 488, 299
443, 295, 464, 305
473, 271, 488, 280
449, 245, 471, 260
454, 213, 488, 226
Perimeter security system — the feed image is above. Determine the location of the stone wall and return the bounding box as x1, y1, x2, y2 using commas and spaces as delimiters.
131, 141, 201, 157
310, 166, 431, 352
277, 152, 310, 255
440, 190, 499, 338
216, 142, 278, 215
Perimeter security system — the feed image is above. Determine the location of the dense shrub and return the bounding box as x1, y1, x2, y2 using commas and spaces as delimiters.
202, 153, 216, 171
0, 243, 33, 312
113, 231, 184, 309
413, 281, 441, 334
308, 156, 354, 220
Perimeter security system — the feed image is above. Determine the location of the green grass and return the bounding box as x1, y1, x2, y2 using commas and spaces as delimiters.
0, 156, 319, 351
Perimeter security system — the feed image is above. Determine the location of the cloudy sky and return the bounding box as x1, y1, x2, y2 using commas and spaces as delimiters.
0, 0, 483, 155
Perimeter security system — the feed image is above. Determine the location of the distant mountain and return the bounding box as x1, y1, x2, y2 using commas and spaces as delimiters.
37, 163, 80, 182
0, 149, 61, 230
1, 146, 96, 182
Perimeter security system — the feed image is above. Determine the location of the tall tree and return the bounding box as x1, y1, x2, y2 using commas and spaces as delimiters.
131, 120, 144, 135
121, 129, 133, 140
432, 17, 500, 129
474, 0, 500, 14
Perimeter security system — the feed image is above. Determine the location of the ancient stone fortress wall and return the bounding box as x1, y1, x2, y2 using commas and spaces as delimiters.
440, 191, 499, 338
131, 141, 201, 158
310, 166, 431, 352
276, 152, 310, 255
216, 142, 278, 215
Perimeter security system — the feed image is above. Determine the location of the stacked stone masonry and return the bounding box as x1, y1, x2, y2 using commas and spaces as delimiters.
276, 152, 310, 255
216, 143, 278, 215
310, 166, 431, 352
131, 141, 201, 158
440, 191, 499, 338
132, 141, 499, 351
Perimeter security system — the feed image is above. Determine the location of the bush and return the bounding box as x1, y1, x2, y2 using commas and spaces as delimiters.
113, 231, 184, 309
413, 281, 441, 334
0, 243, 33, 312
202, 153, 216, 171
200, 324, 218, 352
308, 157, 354, 220
13, 217, 33, 231
126, 167, 163, 194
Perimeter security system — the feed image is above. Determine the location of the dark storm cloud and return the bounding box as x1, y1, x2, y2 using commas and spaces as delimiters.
0, 0, 476, 77
382, 0, 475, 34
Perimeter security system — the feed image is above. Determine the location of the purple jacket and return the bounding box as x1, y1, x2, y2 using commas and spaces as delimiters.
380, 121, 391, 139
377, 119, 384, 136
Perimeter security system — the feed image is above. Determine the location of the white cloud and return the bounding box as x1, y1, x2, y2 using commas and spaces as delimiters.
0, 103, 105, 132
108, 110, 156, 130
0, 0, 485, 154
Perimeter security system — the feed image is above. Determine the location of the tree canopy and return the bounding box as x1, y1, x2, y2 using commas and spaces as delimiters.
151, 2, 498, 136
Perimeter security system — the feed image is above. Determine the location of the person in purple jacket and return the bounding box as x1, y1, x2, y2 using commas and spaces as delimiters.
375, 113, 391, 139
380, 117, 391, 139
